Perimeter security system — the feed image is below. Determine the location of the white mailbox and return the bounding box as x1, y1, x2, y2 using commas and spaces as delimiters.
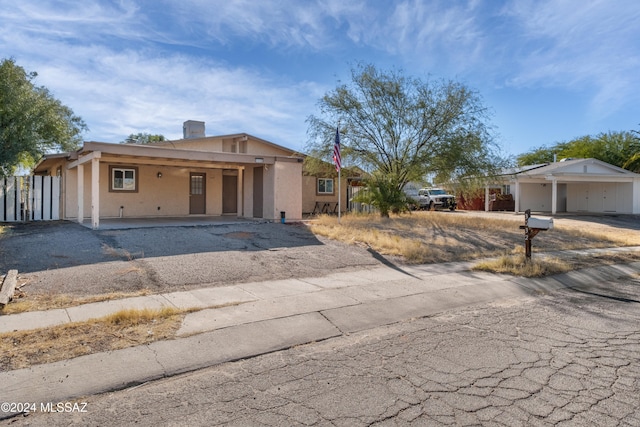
528, 216, 553, 230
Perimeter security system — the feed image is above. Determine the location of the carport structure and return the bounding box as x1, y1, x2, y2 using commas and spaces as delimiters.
34, 132, 304, 229
487, 158, 640, 215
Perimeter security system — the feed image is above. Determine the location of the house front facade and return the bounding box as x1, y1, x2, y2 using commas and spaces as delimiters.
34, 121, 304, 228
485, 158, 640, 214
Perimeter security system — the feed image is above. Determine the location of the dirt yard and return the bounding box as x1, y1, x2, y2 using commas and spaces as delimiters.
1, 211, 639, 304
1, 211, 639, 370
310, 211, 640, 264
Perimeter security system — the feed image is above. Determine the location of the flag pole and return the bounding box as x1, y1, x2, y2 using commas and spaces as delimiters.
338, 162, 341, 224
333, 125, 342, 224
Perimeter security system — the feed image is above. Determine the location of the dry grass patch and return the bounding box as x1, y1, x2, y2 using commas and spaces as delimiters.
0, 289, 153, 315
309, 212, 629, 264
101, 243, 136, 260
473, 255, 571, 277
473, 251, 640, 277
0, 307, 184, 371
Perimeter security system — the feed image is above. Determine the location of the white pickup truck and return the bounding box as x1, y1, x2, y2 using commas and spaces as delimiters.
417, 188, 457, 211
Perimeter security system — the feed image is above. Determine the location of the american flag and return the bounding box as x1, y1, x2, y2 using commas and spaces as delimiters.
333, 127, 341, 172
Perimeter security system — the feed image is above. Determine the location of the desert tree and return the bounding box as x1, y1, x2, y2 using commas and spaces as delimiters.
517, 131, 639, 170
0, 58, 87, 176
306, 63, 506, 217
120, 133, 167, 144
622, 125, 640, 172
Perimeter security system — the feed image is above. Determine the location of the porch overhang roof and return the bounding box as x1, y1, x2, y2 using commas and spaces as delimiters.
492, 158, 640, 184
65, 141, 302, 169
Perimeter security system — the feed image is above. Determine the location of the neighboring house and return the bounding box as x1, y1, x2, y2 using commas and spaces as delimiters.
481, 158, 640, 214
301, 164, 366, 215
33, 121, 304, 229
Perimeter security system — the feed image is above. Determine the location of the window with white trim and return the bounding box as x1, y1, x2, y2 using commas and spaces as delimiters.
317, 178, 334, 194
110, 166, 137, 192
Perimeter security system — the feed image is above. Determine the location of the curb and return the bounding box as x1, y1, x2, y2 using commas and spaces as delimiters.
1, 261, 639, 417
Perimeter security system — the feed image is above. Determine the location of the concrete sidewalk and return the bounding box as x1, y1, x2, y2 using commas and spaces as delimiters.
1, 252, 640, 415
2, 246, 639, 335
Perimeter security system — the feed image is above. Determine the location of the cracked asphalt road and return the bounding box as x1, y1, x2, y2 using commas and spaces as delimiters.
11, 276, 640, 426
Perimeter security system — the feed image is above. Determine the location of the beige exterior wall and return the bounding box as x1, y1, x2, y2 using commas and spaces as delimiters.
273, 161, 303, 221
262, 162, 276, 219
302, 175, 348, 214
246, 140, 295, 156
159, 138, 223, 152
65, 162, 240, 220
156, 136, 294, 157
242, 166, 254, 218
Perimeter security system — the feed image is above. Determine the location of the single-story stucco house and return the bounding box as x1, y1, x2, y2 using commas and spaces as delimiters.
33, 121, 310, 229
482, 158, 640, 214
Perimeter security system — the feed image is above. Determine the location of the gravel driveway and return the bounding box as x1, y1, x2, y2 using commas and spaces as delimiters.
2, 213, 639, 298
0, 221, 380, 296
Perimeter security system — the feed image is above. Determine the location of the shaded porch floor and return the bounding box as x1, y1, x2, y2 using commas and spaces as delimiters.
79, 215, 263, 230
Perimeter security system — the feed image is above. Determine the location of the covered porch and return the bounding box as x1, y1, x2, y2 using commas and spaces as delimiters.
35, 141, 303, 229
77, 215, 258, 230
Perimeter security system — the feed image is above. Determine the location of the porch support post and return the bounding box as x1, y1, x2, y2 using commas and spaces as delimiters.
514, 180, 520, 213
237, 168, 243, 217
484, 186, 489, 212
633, 178, 640, 214
77, 164, 84, 224
551, 178, 557, 215
91, 157, 100, 229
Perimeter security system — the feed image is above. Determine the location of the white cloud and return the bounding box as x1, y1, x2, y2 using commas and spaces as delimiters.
501, 0, 640, 116
33, 47, 322, 148
2, 0, 638, 158
0, 0, 328, 150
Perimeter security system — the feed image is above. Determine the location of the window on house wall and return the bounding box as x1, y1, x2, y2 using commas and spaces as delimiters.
317, 178, 334, 194
110, 166, 138, 192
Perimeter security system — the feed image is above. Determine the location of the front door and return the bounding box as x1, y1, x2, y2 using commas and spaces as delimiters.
253, 166, 263, 218
189, 173, 206, 214
603, 183, 617, 212
222, 174, 237, 214
576, 184, 588, 211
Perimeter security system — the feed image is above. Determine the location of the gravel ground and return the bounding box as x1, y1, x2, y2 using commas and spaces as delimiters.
0, 221, 380, 296
1, 213, 639, 297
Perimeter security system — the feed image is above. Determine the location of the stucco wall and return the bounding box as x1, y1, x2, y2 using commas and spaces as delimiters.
161, 139, 223, 152
242, 167, 254, 218
273, 161, 302, 221
262, 164, 276, 220
65, 162, 233, 219
302, 175, 348, 214
155, 136, 293, 156
519, 183, 553, 212
634, 179, 640, 214
246, 140, 294, 156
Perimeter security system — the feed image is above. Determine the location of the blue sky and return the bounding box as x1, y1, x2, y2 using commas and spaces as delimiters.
1, 0, 639, 159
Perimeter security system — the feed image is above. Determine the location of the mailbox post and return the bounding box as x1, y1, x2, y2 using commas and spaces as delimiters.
519, 209, 553, 261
